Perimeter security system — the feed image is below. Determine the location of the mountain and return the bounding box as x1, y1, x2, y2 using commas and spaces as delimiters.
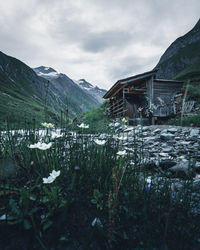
0, 51, 66, 126
155, 19, 200, 80
74, 79, 107, 103
33, 66, 102, 114
0, 52, 102, 128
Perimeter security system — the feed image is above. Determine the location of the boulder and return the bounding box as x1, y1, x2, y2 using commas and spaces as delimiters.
160, 133, 175, 141
168, 161, 195, 178
190, 129, 199, 137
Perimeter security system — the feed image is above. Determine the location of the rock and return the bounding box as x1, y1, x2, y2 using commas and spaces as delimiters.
143, 159, 157, 170
195, 162, 200, 173
168, 161, 195, 178
167, 127, 178, 133
124, 127, 133, 132
144, 136, 157, 144
153, 128, 161, 133
179, 141, 191, 145
159, 152, 169, 157
190, 129, 199, 137
159, 160, 177, 170
162, 147, 173, 152
160, 133, 175, 141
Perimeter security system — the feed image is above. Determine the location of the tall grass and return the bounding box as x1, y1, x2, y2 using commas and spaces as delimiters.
0, 121, 199, 249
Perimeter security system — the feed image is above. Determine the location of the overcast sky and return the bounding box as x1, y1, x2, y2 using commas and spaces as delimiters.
0, 0, 199, 89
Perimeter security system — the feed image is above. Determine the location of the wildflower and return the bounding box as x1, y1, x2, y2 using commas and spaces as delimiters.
50, 170, 60, 179
51, 132, 63, 139
28, 142, 52, 150
0, 214, 6, 221
117, 150, 127, 157
77, 123, 89, 129
122, 118, 127, 124
94, 139, 106, 145
43, 170, 60, 184
41, 122, 54, 129
138, 107, 143, 112
91, 217, 103, 227
42, 176, 55, 184
171, 183, 175, 199
146, 176, 151, 190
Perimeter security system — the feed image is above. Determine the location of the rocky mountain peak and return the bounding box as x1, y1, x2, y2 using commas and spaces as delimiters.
34, 66, 57, 73
33, 66, 59, 79
78, 79, 94, 89
155, 18, 200, 79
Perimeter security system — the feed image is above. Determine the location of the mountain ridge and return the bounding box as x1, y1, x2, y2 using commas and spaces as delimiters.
155, 18, 200, 80
34, 66, 106, 104
0, 51, 104, 128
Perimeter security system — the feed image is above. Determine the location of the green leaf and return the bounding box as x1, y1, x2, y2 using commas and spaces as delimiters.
91, 199, 97, 204
42, 220, 53, 231
93, 189, 103, 200
24, 219, 32, 230
9, 199, 20, 216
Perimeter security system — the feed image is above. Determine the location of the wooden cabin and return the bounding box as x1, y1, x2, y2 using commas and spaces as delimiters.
103, 70, 185, 125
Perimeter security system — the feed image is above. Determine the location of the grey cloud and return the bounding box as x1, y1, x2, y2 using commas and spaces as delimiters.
108, 55, 159, 82
81, 30, 132, 53
47, 17, 132, 53
0, 0, 200, 89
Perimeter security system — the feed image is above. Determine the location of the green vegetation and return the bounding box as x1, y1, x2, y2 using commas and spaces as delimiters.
167, 112, 200, 127
175, 58, 200, 81
0, 121, 199, 249
73, 102, 110, 133
0, 64, 67, 130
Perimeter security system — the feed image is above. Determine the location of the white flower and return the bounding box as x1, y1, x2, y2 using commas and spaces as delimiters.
94, 139, 106, 145
50, 170, 60, 178
117, 150, 127, 157
91, 217, 103, 227
51, 132, 63, 139
122, 118, 127, 123
0, 214, 6, 220
41, 122, 54, 129
43, 170, 61, 184
28, 142, 52, 150
77, 123, 89, 129
43, 176, 55, 184
146, 176, 151, 184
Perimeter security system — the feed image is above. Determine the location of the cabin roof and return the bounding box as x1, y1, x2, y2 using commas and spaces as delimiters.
103, 69, 184, 99
103, 69, 158, 99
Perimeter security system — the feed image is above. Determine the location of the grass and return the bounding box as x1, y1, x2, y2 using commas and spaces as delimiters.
0, 120, 199, 249
72, 101, 110, 133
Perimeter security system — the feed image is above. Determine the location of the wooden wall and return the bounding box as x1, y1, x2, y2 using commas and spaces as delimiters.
152, 80, 184, 117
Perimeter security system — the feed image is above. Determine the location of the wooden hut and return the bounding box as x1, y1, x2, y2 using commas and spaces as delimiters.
103, 70, 185, 124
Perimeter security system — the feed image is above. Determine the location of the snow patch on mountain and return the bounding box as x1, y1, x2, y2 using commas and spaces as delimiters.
74, 79, 106, 103
34, 66, 106, 104
34, 66, 59, 79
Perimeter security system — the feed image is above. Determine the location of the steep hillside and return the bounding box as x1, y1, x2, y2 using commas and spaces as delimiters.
34, 66, 101, 114
155, 19, 200, 80
0, 52, 102, 128
0, 51, 66, 128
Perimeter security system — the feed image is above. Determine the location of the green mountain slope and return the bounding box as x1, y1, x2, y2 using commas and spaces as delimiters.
0, 51, 101, 129
155, 19, 200, 81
